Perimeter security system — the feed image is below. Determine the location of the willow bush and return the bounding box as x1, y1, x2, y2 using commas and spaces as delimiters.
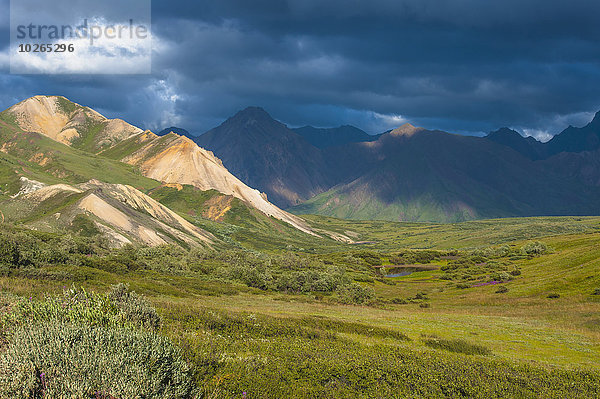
0, 285, 195, 398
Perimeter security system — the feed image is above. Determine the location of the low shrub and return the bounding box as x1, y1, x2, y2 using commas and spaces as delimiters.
0, 321, 194, 398
593, 288, 600, 296
217, 262, 274, 290
353, 251, 382, 266
496, 286, 509, 294
4, 285, 160, 331
274, 268, 350, 293
547, 293, 560, 299
491, 271, 512, 282
108, 283, 161, 330
4, 286, 119, 329
336, 284, 375, 305
0, 287, 194, 398
521, 241, 549, 256
414, 251, 438, 264
297, 316, 409, 341
0, 228, 106, 270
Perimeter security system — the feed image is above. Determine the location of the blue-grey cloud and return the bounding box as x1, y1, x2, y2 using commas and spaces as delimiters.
1, 0, 599, 139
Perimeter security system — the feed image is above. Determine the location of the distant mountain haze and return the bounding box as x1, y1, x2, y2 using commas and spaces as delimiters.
486, 112, 600, 159
294, 126, 600, 222
546, 111, 600, 155
485, 128, 547, 160
195, 106, 600, 222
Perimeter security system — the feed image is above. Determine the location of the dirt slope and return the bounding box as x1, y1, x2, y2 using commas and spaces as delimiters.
5, 96, 141, 151
121, 132, 316, 235
19, 179, 215, 247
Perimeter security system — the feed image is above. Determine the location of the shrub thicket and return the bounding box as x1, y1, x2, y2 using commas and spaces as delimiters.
521, 241, 549, 256
0, 286, 194, 398
336, 283, 375, 304
0, 321, 194, 398
108, 283, 161, 330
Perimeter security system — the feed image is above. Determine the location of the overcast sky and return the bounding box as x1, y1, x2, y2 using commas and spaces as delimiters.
1, 0, 599, 140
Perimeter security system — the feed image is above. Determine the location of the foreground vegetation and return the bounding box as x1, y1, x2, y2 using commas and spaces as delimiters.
0, 216, 599, 397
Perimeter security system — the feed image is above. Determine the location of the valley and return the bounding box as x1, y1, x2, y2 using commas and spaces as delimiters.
1, 216, 599, 397
0, 95, 599, 397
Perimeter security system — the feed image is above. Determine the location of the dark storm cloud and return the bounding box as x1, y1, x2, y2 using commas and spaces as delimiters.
1, 0, 600, 138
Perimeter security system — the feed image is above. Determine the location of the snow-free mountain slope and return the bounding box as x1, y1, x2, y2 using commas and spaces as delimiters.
195, 107, 334, 208
4, 96, 141, 152
115, 131, 316, 235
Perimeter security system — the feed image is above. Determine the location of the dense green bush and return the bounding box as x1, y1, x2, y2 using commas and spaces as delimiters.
521, 241, 549, 256
336, 283, 375, 304
0, 229, 106, 271
108, 283, 161, 330
480, 245, 512, 258
0, 228, 378, 302
414, 250, 439, 264
0, 287, 194, 398
491, 271, 512, 282
353, 250, 382, 266
135, 244, 201, 273
0, 321, 194, 398
390, 251, 416, 265
4, 285, 162, 331
218, 261, 274, 290
4, 286, 120, 329
390, 250, 445, 265
593, 288, 600, 295
274, 268, 350, 293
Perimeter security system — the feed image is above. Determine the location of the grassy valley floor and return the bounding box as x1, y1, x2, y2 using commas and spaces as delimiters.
0, 216, 599, 397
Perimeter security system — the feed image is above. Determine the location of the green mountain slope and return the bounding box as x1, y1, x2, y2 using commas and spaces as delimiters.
291, 125, 600, 222
2, 96, 142, 153
0, 118, 159, 191
0, 96, 328, 248
1, 179, 215, 247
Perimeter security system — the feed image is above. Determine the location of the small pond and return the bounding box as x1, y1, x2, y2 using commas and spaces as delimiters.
383, 265, 438, 278
385, 271, 415, 278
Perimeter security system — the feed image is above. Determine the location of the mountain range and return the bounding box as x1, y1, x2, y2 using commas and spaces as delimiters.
292, 125, 380, 148
190, 107, 600, 223
2, 95, 600, 233
0, 96, 322, 248
194, 107, 335, 207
